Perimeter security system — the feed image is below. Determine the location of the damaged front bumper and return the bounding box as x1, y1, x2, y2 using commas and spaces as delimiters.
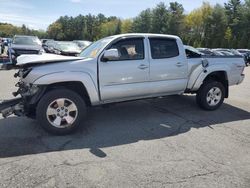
1, 62, 47, 118
1, 58, 45, 118
0, 98, 23, 118
0, 81, 46, 119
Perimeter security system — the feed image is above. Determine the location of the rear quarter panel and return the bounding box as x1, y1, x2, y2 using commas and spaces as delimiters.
187, 57, 245, 91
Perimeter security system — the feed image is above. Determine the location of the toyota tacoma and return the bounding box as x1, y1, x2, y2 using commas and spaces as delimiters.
0, 34, 245, 135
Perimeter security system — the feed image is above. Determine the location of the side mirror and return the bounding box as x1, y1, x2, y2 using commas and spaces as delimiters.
102, 49, 119, 62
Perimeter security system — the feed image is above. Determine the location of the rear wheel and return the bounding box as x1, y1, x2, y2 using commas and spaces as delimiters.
196, 81, 225, 111
36, 89, 87, 135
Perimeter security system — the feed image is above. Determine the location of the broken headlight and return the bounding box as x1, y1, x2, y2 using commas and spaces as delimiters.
14, 68, 32, 78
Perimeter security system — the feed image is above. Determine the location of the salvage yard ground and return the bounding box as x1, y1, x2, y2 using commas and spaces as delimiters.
0, 68, 249, 188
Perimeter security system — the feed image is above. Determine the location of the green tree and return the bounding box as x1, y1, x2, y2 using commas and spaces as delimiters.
47, 22, 64, 40
132, 9, 152, 33
115, 19, 122, 34
237, 0, 250, 48
224, 27, 233, 47
205, 4, 228, 47
121, 19, 133, 33
184, 2, 213, 46
224, 0, 242, 40
151, 2, 170, 34
168, 2, 184, 35
98, 19, 121, 38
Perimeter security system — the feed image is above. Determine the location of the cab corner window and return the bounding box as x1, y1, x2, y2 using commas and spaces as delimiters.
149, 38, 179, 59
109, 38, 144, 61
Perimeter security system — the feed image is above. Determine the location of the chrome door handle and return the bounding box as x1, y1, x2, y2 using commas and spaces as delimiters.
138, 64, 148, 70
176, 62, 184, 67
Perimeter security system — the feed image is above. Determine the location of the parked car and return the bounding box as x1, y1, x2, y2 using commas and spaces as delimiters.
3, 38, 12, 46
41, 39, 52, 45
54, 41, 82, 56
213, 48, 243, 56
73, 40, 92, 50
237, 49, 250, 66
213, 50, 234, 56
0, 38, 3, 54
0, 33, 245, 135
41, 39, 53, 49
197, 48, 224, 56
237, 49, 250, 54
43, 40, 57, 53
8, 35, 44, 63
0, 38, 5, 54
213, 48, 249, 66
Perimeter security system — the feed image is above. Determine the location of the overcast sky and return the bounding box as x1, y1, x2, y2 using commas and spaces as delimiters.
0, 0, 228, 30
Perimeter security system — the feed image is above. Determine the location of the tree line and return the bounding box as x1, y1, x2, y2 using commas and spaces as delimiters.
1, 0, 250, 48
0, 23, 47, 39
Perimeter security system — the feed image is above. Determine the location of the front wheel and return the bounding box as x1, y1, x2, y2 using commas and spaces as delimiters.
196, 81, 225, 111
36, 89, 87, 135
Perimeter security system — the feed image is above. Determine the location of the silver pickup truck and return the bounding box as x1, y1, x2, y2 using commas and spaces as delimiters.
0, 34, 245, 135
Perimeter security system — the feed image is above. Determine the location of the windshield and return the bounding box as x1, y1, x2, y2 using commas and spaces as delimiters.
75, 41, 92, 47
56, 42, 81, 51
80, 37, 114, 58
13, 36, 41, 45
230, 49, 242, 56
219, 51, 234, 56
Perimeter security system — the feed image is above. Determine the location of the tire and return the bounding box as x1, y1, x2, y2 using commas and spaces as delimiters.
36, 88, 87, 135
196, 81, 225, 111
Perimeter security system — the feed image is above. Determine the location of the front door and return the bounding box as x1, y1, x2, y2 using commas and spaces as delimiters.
98, 37, 150, 101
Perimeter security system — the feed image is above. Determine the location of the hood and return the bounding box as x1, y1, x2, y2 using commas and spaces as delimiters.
16, 53, 83, 67
61, 49, 81, 53
11, 44, 42, 51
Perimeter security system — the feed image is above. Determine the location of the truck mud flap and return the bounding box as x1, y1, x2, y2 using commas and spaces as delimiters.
0, 98, 23, 118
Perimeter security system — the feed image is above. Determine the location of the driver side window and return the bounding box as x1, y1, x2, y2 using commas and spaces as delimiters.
109, 38, 144, 61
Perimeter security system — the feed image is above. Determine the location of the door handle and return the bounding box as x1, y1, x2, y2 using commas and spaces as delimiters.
138, 64, 148, 70
176, 62, 184, 67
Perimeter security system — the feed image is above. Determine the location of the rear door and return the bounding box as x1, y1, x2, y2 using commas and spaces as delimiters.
148, 37, 188, 94
98, 37, 150, 101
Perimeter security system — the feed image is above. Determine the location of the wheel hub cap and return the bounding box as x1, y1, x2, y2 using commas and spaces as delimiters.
206, 87, 222, 106
46, 98, 78, 128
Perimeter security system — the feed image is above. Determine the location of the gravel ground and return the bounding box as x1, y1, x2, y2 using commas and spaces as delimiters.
0, 67, 249, 188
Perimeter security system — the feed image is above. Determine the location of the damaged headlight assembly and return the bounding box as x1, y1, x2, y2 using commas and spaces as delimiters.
13, 82, 40, 97
13, 68, 40, 97
14, 68, 32, 79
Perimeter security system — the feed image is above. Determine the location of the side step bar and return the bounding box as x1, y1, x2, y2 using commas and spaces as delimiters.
0, 98, 23, 118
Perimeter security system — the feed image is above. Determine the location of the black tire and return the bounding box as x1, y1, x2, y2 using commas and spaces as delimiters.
36, 88, 87, 135
196, 81, 225, 111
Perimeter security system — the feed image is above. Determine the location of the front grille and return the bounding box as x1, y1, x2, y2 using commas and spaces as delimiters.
15, 50, 39, 56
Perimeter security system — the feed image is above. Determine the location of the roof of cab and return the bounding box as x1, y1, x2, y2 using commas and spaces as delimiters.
14, 35, 38, 38
108, 33, 181, 40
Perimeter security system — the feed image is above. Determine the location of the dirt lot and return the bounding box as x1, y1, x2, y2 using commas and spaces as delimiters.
0, 67, 249, 188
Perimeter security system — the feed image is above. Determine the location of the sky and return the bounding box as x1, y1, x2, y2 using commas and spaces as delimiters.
0, 0, 229, 30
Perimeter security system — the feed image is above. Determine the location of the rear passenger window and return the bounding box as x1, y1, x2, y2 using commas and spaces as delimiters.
149, 38, 179, 59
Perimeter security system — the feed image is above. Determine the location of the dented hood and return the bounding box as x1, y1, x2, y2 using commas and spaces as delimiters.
16, 53, 83, 66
